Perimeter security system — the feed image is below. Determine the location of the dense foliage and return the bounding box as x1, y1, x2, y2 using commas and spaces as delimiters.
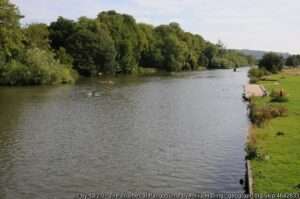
248, 67, 270, 83
48, 12, 254, 76
258, 52, 284, 73
1, 0, 254, 85
285, 55, 300, 67
0, 0, 77, 85
248, 101, 288, 127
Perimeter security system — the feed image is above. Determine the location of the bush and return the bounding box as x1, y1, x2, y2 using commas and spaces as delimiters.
0, 48, 77, 85
249, 77, 258, 84
249, 102, 288, 126
248, 68, 272, 83
248, 68, 270, 79
245, 143, 258, 160
270, 89, 289, 102
0, 60, 31, 85
23, 48, 77, 85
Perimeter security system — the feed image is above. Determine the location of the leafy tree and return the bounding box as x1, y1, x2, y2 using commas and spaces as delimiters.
0, 3, 256, 85
97, 11, 142, 73
0, 0, 77, 85
149, 24, 189, 71
181, 32, 205, 70
77, 16, 100, 32
286, 55, 300, 67
198, 54, 209, 67
138, 23, 156, 68
259, 52, 284, 73
55, 47, 73, 65
223, 50, 251, 67
24, 23, 50, 50
49, 17, 77, 50
0, 0, 24, 61
47, 10, 254, 75
216, 40, 226, 56
204, 43, 218, 68
66, 29, 116, 75
211, 57, 234, 69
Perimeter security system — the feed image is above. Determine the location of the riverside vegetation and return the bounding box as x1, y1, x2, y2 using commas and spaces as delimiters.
247, 53, 300, 192
0, 0, 255, 86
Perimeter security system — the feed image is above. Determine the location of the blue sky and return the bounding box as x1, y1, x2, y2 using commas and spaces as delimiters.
11, 0, 300, 54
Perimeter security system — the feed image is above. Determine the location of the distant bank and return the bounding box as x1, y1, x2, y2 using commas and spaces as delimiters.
234, 49, 290, 60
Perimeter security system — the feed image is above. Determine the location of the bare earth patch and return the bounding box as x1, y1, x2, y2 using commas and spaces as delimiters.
244, 84, 267, 99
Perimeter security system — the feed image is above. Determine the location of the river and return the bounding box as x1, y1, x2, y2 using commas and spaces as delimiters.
0, 68, 249, 199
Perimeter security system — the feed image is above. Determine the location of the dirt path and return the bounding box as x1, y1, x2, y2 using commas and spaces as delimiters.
244, 84, 266, 99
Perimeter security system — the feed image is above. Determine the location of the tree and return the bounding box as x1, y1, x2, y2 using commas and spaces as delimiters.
0, 0, 24, 61
204, 43, 218, 68
163, 35, 185, 71
55, 47, 73, 65
181, 33, 205, 70
286, 55, 300, 67
49, 17, 77, 50
66, 29, 116, 75
97, 11, 142, 73
0, 0, 77, 85
147, 23, 189, 71
24, 23, 50, 50
259, 52, 284, 73
216, 40, 226, 56
138, 23, 156, 68
0, 5, 255, 85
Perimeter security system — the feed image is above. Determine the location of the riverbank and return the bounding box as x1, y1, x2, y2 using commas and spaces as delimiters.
248, 68, 300, 192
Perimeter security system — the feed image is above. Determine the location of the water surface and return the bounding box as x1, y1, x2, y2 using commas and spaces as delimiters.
0, 68, 249, 199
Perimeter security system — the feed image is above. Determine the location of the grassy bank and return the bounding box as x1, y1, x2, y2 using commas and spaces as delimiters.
248, 68, 300, 192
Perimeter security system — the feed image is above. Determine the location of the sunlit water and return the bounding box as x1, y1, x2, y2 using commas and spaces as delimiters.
0, 68, 249, 199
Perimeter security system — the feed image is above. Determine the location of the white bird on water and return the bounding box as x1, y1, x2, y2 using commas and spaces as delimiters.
87, 91, 100, 97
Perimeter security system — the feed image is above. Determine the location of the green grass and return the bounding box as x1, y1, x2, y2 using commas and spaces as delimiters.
250, 70, 300, 193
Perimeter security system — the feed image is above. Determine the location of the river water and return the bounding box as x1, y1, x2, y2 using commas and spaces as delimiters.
0, 68, 249, 199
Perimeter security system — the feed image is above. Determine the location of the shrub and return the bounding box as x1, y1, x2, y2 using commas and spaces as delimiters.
245, 143, 258, 160
270, 89, 289, 102
248, 102, 288, 126
0, 48, 77, 85
24, 48, 77, 84
0, 60, 31, 85
248, 68, 272, 83
276, 131, 285, 136
248, 67, 270, 79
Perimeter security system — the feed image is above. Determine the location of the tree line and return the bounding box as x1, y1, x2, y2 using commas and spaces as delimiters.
0, 0, 254, 85
257, 53, 300, 74
248, 52, 300, 84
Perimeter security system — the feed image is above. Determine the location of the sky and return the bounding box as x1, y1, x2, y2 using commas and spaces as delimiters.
11, 0, 300, 54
